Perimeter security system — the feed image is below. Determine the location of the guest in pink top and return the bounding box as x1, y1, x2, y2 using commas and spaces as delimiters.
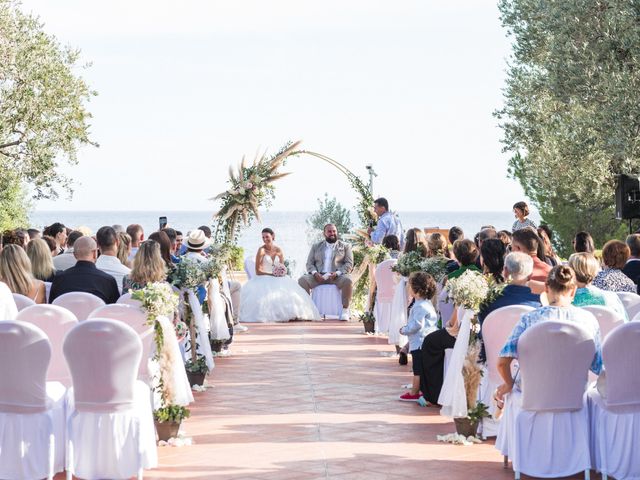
511, 228, 551, 283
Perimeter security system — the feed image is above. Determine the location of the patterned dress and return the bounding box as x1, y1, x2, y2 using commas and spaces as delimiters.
592, 268, 636, 293
512, 218, 537, 232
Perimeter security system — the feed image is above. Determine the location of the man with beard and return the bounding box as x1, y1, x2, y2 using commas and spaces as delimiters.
298, 224, 354, 320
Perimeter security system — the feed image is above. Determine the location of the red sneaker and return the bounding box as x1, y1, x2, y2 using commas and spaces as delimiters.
399, 392, 422, 402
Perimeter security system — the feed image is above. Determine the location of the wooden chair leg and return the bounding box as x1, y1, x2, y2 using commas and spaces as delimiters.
503, 455, 509, 469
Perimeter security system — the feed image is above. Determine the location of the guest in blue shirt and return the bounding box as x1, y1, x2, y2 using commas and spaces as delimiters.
398, 272, 438, 402
369, 198, 403, 247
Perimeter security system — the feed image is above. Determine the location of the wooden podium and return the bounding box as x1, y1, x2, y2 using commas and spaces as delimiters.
423, 227, 450, 239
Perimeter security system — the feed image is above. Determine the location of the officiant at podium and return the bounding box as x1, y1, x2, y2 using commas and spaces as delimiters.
298, 224, 354, 321
368, 197, 404, 247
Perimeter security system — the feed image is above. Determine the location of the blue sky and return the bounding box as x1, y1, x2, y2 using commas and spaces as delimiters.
22, 1, 525, 213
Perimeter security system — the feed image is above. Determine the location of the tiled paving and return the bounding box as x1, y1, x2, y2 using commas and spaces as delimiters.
58, 321, 590, 479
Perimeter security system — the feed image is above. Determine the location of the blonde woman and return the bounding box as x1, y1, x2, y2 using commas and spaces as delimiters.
117, 232, 132, 268
122, 240, 167, 293
26, 238, 57, 282
0, 244, 46, 303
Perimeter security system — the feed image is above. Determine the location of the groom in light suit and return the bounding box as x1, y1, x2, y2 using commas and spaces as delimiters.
298, 224, 354, 321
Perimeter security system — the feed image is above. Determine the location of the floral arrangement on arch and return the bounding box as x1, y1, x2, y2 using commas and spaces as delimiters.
211, 141, 302, 244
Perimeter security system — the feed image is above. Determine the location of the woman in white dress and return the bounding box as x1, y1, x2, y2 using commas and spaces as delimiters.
239, 228, 320, 323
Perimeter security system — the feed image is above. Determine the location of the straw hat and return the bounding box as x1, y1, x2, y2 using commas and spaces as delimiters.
186, 229, 211, 251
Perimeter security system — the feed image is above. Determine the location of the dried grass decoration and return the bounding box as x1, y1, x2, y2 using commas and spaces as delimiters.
211, 141, 301, 243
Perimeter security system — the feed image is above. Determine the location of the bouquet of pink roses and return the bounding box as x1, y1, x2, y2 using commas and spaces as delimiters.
272, 264, 288, 277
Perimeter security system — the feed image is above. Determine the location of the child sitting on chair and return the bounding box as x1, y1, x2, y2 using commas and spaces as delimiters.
399, 271, 438, 402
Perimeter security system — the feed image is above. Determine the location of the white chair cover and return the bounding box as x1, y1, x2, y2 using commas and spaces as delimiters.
387, 277, 408, 346
436, 285, 454, 327
616, 291, 640, 320
209, 279, 231, 341
479, 305, 535, 437
373, 259, 398, 334
52, 291, 105, 321
582, 305, 625, 340
0, 321, 65, 479
16, 305, 78, 387
63, 319, 158, 479
0, 281, 18, 320
12, 292, 35, 311
244, 257, 256, 280
312, 284, 343, 319
587, 322, 640, 480
89, 304, 154, 381
117, 292, 143, 308
497, 321, 595, 478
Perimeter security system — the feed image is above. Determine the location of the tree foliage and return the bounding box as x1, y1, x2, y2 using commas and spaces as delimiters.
307, 193, 353, 240
496, 0, 640, 253
0, 0, 97, 207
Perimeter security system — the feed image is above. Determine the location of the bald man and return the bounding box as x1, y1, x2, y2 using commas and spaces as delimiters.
49, 236, 120, 304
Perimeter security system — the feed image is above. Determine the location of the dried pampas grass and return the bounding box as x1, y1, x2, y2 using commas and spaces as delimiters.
463, 340, 483, 410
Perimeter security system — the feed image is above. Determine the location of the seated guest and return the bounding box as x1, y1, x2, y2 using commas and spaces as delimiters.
53, 230, 84, 271
26, 238, 58, 282
592, 240, 636, 293
382, 235, 401, 259
570, 252, 628, 321
511, 228, 551, 282
573, 231, 595, 254
42, 235, 59, 257
175, 230, 184, 254
148, 231, 174, 272
162, 227, 181, 263
49, 236, 120, 304
112, 224, 125, 234
428, 233, 458, 274
27, 228, 41, 240
43, 222, 67, 255
404, 228, 429, 257
126, 223, 144, 262
622, 234, 640, 294
447, 239, 481, 280
537, 224, 560, 266
480, 238, 506, 283
117, 232, 132, 268
497, 230, 512, 251
123, 240, 167, 293
0, 244, 46, 303
95, 226, 131, 294
448, 226, 464, 261
512, 200, 537, 232
496, 265, 602, 403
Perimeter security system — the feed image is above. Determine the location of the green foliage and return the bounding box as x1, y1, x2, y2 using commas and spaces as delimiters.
307, 193, 353, 238
185, 356, 209, 375
0, 0, 97, 202
0, 171, 29, 231
154, 405, 191, 423
467, 402, 490, 424
496, 0, 639, 255
358, 311, 375, 323
228, 245, 244, 271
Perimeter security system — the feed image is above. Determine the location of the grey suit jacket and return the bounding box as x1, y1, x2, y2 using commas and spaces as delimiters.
305, 240, 354, 275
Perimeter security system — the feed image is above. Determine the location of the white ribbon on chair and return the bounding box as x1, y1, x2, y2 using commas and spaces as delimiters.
155, 316, 194, 407
208, 280, 231, 341
186, 290, 215, 371
438, 306, 474, 418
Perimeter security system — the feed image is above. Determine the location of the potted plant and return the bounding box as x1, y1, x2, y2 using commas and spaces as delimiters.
185, 356, 209, 387
210, 338, 226, 353
154, 405, 191, 442
358, 311, 376, 334
454, 337, 489, 437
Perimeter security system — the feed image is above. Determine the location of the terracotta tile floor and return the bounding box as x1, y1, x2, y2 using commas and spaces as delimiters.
57, 322, 593, 479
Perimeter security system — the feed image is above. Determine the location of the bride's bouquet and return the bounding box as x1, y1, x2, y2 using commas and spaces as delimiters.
272, 263, 288, 277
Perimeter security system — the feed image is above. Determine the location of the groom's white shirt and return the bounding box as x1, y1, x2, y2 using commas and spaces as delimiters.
323, 242, 334, 274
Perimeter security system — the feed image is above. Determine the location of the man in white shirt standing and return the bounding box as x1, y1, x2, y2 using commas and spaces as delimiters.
368, 197, 404, 246
53, 230, 85, 271
126, 224, 144, 263
95, 226, 131, 294
298, 224, 354, 320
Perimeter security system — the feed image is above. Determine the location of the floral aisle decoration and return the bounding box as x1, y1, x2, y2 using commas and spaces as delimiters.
131, 283, 191, 440
211, 141, 301, 244
439, 269, 493, 434
391, 251, 426, 277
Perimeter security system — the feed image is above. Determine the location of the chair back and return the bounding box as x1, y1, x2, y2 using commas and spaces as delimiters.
519, 321, 595, 411
616, 291, 640, 320
63, 319, 141, 413
52, 291, 105, 321
0, 321, 51, 413
375, 259, 398, 303
16, 305, 78, 386
88, 304, 153, 380
116, 292, 143, 308
582, 305, 625, 340
12, 293, 35, 311
482, 305, 535, 384
602, 322, 640, 408
244, 257, 256, 280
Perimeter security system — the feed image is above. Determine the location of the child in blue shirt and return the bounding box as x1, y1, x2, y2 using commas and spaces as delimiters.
399, 271, 438, 402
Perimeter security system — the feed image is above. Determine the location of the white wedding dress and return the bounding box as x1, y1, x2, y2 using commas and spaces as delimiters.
239, 256, 320, 323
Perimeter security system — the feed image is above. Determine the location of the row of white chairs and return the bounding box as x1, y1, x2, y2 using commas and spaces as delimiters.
0, 318, 157, 480
494, 320, 640, 480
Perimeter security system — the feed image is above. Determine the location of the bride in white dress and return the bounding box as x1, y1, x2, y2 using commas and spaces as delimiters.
239, 228, 320, 323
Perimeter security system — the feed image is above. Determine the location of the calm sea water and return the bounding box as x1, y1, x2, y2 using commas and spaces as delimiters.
30, 210, 539, 276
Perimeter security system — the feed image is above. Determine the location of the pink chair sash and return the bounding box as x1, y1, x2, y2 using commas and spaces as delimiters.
0, 321, 51, 413
375, 259, 398, 302
519, 321, 595, 411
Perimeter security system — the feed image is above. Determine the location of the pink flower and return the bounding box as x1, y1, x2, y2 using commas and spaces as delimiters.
245, 182, 253, 189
